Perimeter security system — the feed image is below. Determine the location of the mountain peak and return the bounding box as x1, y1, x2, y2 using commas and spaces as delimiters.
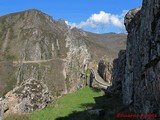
26, 8, 41, 12
0, 8, 56, 30
22, 9, 48, 16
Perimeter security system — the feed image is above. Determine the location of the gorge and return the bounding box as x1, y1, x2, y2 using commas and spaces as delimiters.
1, 0, 160, 119
0, 9, 126, 119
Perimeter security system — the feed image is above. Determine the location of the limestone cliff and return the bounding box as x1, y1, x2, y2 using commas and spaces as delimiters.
110, 0, 160, 115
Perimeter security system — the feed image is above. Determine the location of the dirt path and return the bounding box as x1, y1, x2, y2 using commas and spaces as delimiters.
13, 59, 53, 64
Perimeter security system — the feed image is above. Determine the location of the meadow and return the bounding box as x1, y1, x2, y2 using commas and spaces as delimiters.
4, 87, 104, 120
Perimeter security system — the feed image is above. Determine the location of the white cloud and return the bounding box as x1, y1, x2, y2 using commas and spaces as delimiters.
66, 10, 128, 33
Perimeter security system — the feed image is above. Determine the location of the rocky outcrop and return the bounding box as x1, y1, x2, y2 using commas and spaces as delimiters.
3, 79, 53, 113
124, 8, 141, 32
0, 99, 3, 120
98, 59, 112, 83
110, 0, 160, 115
64, 29, 91, 91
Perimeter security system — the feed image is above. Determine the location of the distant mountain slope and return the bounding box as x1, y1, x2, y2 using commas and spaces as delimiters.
85, 32, 126, 60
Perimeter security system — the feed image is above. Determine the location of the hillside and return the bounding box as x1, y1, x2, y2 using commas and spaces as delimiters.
0, 9, 126, 116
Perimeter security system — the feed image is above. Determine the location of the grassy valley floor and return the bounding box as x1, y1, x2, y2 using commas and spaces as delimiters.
4, 87, 105, 120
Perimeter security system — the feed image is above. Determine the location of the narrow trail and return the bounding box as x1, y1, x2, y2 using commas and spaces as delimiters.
1, 58, 111, 90
13, 59, 53, 64
12, 58, 66, 64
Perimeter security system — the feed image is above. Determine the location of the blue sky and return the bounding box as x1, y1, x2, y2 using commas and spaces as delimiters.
0, 0, 142, 33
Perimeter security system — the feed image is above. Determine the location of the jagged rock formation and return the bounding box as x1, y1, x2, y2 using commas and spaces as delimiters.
98, 59, 112, 83
0, 9, 126, 114
110, 0, 160, 115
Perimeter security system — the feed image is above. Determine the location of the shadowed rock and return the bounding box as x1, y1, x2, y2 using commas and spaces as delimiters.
110, 0, 160, 116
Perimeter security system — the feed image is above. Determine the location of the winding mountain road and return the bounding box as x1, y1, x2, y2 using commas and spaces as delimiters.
91, 69, 111, 89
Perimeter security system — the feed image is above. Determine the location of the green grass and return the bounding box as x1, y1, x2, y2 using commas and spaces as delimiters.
4, 87, 104, 120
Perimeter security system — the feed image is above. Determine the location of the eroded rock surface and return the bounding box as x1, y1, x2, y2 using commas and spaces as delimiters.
4, 79, 53, 113
98, 59, 112, 83
110, 0, 160, 115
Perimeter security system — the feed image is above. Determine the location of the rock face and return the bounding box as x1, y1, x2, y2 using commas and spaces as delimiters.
98, 59, 112, 83
111, 0, 160, 115
0, 99, 3, 120
4, 79, 53, 113
0, 9, 126, 114
107, 50, 126, 96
